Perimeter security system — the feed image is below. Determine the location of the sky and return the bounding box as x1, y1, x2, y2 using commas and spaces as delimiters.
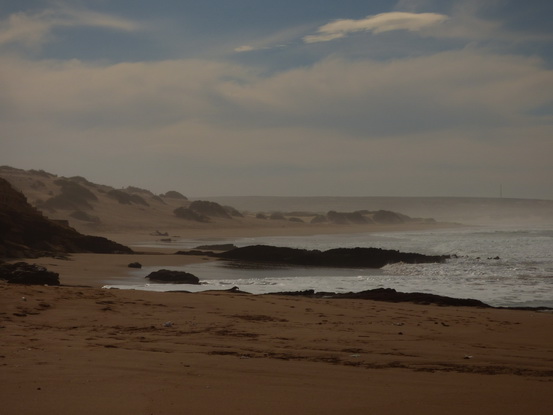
1, 0, 552, 199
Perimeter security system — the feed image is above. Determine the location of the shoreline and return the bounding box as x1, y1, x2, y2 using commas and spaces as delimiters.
17, 221, 462, 288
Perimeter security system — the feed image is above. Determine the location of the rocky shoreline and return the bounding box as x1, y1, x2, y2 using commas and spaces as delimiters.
179, 244, 450, 268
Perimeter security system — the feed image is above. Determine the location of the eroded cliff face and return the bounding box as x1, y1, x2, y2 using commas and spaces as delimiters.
0, 177, 132, 258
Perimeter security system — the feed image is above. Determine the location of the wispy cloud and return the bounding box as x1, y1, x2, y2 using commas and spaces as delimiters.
234, 45, 255, 53
303, 12, 448, 43
0, 5, 142, 49
231, 23, 311, 54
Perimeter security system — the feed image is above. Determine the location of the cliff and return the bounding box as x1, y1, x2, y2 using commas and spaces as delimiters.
0, 177, 132, 258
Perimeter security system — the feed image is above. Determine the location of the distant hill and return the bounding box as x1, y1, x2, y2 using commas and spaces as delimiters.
0, 177, 132, 258
0, 166, 474, 238
204, 196, 553, 225
0, 166, 243, 234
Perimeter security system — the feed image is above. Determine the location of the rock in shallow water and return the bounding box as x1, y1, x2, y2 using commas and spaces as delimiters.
145, 269, 200, 284
217, 245, 449, 268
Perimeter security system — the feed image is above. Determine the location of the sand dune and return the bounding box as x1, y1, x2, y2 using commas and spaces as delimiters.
0, 166, 453, 241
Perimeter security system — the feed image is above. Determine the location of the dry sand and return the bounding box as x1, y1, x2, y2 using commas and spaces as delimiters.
2, 225, 553, 414
2, 282, 552, 415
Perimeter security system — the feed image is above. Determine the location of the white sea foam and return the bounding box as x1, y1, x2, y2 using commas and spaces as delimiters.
104, 224, 553, 308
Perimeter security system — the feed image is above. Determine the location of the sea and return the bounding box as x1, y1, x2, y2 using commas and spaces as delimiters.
103, 224, 553, 308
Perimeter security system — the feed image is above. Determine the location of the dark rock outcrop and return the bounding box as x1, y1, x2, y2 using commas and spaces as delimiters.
327, 210, 371, 225
162, 190, 188, 200
194, 243, 237, 251
224, 206, 244, 218
269, 288, 490, 308
0, 262, 60, 285
145, 269, 200, 284
173, 207, 209, 222
40, 179, 98, 211
69, 210, 100, 223
217, 245, 449, 268
372, 210, 408, 224
174, 200, 238, 222
269, 212, 286, 220
310, 215, 328, 224
128, 262, 142, 268
189, 200, 231, 219
175, 250, 217, 256
309, 209, 413, 225
0, 177, 133, 258
107, 189, 149, 206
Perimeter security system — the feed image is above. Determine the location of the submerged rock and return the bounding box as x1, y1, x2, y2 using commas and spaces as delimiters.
145, 269, 200, 284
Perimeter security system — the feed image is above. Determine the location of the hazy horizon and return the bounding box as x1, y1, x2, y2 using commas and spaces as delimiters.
2, 164, 553, 226
1, 1, 552, 199
4, 164, 553, 202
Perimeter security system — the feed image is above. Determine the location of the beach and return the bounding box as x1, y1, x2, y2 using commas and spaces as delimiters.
2, 281, 553, 415
2, 226, 553, 414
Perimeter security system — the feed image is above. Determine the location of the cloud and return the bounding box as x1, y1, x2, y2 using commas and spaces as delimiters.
0, 5, 142, 49
303, 12, 448, 43
230, 24, 311, 54
216, 50, 553, 137
1, 45, 552, 197
234, 45, 255, 53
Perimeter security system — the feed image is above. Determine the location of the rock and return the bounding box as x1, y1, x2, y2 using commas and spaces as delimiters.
40, 179, 98, 211
145, 269, 200, 284
372, 210, 407, 224
194, 243, 237, 251
175, 249, 217, 256
173, 207, 209, 222
224, 206, 244, 218
217, 245, 449, 269
128, 262, 142, 268
69, 210, 100, 223
107, 189, 149, 206
269, 288, 491, 308
162, 190, 188, 200
0, 262, 60, 285
189, 200, 231, 219
310, 215, 328, 224
0, 177, 133, 258
327, 210, 370, 225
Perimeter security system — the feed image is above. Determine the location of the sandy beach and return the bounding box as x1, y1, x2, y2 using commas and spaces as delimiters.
2, 223, 553, 415
2, 279, 553, 415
